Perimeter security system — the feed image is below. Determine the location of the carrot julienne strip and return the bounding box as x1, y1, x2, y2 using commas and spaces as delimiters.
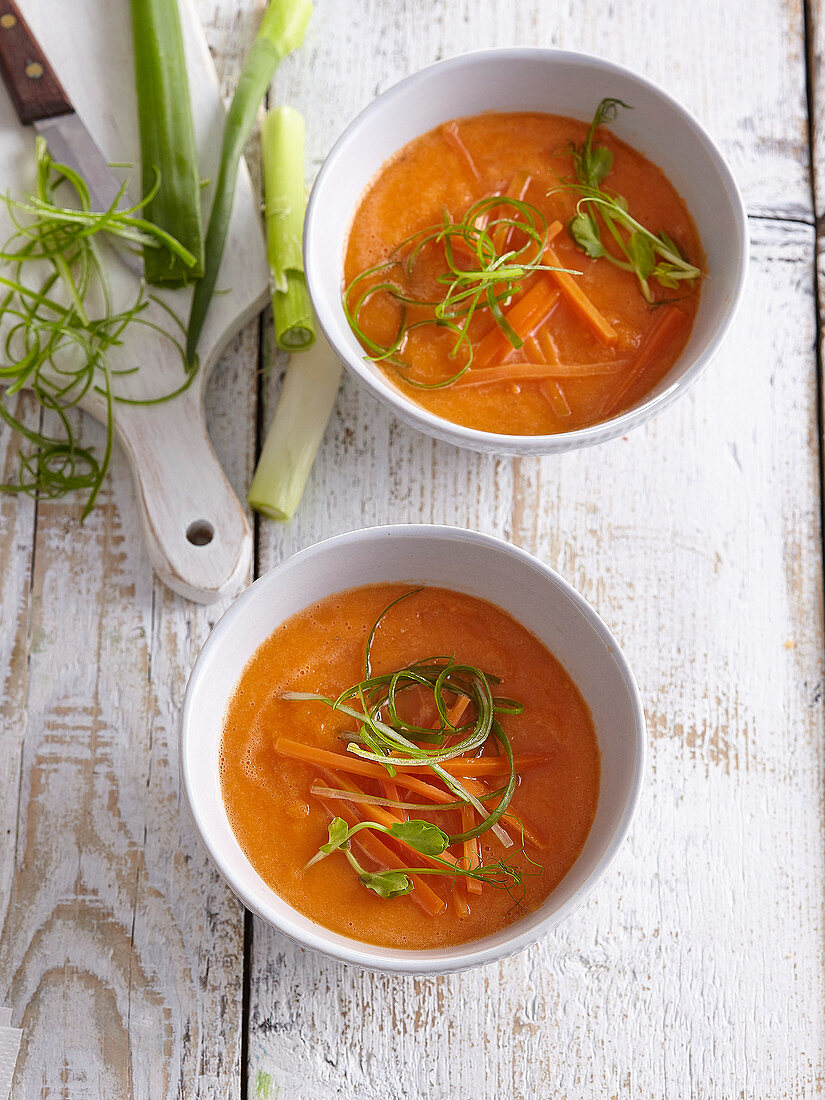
453, 885, 471, 917
319, 769, 461, 869
274, 737, 545, 779
538, 326, 559, 364
533, 327, 570, 417
540, 380, 572, 418
277, 739, 452, 800
440, 121, 480, 181
543, 241, 618, 347
491, 170, 532, 253
460, 804, 483, 895
446, 694, 471, 727
524, 335, 544, 362
598, 305, 688, 418
472, 290, 561, 368
315, 795, 445, 917
472, 221, 565, 368
454, 360, 628, 388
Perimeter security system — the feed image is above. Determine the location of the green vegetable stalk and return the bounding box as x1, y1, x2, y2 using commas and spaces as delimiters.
129, 0, 205, 286
247, 331, 342, 521
263, 106, 315, 351
186, 0, 313, 362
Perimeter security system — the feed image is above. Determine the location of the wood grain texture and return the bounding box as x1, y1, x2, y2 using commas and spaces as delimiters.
0, 0, 823, 1098
0, 2, 261, 1096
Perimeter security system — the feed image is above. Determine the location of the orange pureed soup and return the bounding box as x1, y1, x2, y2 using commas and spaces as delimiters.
344, 106, 704, 435
220, 584, 600, 949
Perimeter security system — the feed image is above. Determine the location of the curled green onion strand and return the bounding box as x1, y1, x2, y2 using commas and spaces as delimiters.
343, 195, 572, 389
0, 138, 195, 517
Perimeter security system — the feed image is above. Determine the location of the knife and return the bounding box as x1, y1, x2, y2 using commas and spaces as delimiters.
0, 0, 142, 275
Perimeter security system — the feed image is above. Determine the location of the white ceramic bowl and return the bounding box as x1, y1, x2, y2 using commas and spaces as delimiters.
305, 48, 748, 456
181, 526, 645, 974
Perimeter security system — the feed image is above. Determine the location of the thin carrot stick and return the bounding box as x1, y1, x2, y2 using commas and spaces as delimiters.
524, 335, 544, 362
381, 779, 405, 817
473, 221, 564, 369
534, 329, 572, 417
455, 360, 627, 388
538, 326, 559, 364
452, 886, 470, 917
543, 242, 618, 347
540, 380, 572, 419
274, 737, 545, 779
598, 305, 688, 418
446, 694, 471, 726
316, 796, 445, 917
460, 776, 547, 850
319, 769, 461, 870
472, 291, 561, 368
460, 804, 483, 895
440, 121, 480, 181
491, 170, 532, 253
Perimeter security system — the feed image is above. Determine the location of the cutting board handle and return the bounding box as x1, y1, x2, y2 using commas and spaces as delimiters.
115, 386, 251, 603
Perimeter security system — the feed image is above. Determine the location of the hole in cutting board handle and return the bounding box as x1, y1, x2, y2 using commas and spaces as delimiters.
186, 520, 215, 546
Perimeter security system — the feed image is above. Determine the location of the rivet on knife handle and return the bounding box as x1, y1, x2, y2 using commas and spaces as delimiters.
0, 1, 72, 125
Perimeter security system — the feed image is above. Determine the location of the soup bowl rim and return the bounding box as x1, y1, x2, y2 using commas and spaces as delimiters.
180, 524, 646, 974
303, 45, 748, 456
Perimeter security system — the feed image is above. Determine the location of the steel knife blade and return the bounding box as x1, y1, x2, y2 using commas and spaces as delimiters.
0, 0, 142, 276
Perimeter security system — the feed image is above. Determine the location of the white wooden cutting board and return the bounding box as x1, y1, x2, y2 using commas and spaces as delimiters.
0, 0, 269, 602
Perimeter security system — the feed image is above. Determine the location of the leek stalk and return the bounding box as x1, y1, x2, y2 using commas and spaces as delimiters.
129, 0, 204, 286
262, 106, 315, 350
186, 0, 312, 362
247, 332, 342, 521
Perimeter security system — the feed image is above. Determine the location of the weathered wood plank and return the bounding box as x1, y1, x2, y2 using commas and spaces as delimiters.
0, 5, 262, 1097
0, 392, 38, 1003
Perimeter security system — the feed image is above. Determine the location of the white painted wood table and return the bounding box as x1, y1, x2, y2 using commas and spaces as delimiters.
1, 1, 823, 1097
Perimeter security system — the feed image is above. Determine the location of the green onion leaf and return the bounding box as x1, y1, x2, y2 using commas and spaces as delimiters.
129, 0, 205, 285
262, 106, 315, 351
246, 330, 342, 521
186, 0, 312, 362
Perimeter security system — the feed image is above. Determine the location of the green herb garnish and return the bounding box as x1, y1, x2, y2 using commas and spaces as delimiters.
309, 816, 533, 900
285, 588, 546, 904
343, 197, 574, 388
561, 97, 702, 302
186, 0, 313, 361
0, 138, 196, 516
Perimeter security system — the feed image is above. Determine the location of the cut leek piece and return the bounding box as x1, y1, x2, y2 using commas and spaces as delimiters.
186, 0, 312, 361
248, 331, 342, 520
129, 0, 204, 285
262, 105, 315, 351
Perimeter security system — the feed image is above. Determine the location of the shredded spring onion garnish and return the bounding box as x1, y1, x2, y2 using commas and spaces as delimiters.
343, 196, 574, 389
282, 588, 545, 902
0, 138, 196, 517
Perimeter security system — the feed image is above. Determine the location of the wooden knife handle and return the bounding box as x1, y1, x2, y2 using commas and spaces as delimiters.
0, 0, 72, 123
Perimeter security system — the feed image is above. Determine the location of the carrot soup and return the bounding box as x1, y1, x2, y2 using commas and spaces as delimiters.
343, 100, 704, 435
220, 584, 600, 949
